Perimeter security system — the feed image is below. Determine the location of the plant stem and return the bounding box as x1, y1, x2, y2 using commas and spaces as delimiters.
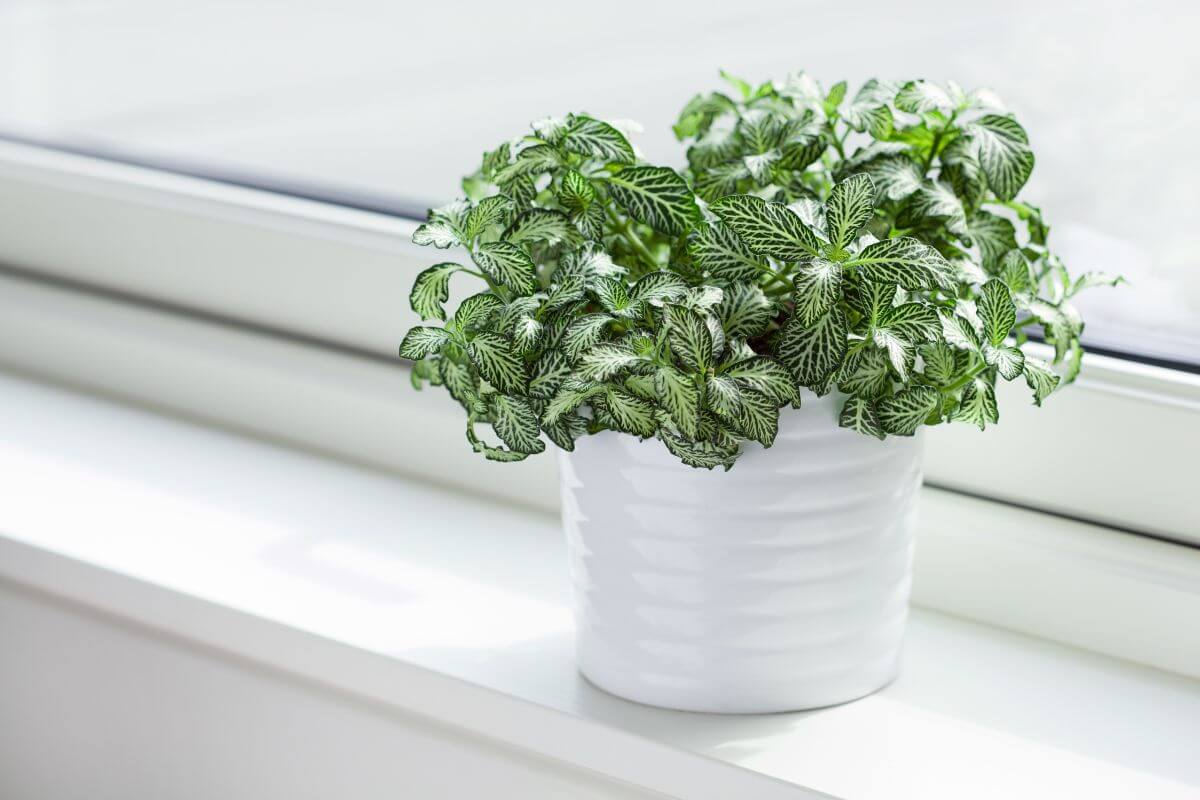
941, 363, 988, 394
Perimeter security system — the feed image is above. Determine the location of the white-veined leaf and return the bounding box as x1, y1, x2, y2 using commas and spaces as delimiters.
631, 271, 689, 305
664, 304, 715, 373
895, 80, 955, 114
743, 151, 779, 185
951, 377, 999, 430
542, 382, 603, 427
561, 116, 636, 164
399, 326, 450, 359
593, 277, 634, 316
557, 170, 596, 214
464, 195, 513, 239
725, 357, 799, 405
966, 211, 1018, 272
654, 364, 700, 438
601, 387, 658, 437
787, 197, 826, 231
491, 395, 545, 454
528, 350, 572, 399
578, 342, 644, 381
777, 305, 848, 388
439, 358, 478, 409
716, 283, 773, 338
473, 242, 538, 294
939, 309, 982, 351
688, 221, 765, 282
453, 292, 505, 331
728, 389, 779, 447
412, 220, 461, 249
531, 116, 570, 143
825, 173, 876, 251
493, 144, 561, 184
862, 155, 923, 202
543, 411, 589, 452
710, 194, 823, 260
879, 302, 940, 343
1022, 356, 1061, 406
557, 244, 626, 286
409, 262, 461, 321
562, 314, 615, 359
837, 347, 892, 398
839, 395, 885, 439
468, 332, 526, 394
920, 341, 960, 385
847, 237, 946, 289
877, 386, 939, 435
607, 166, 698, 235
984, 343, 1025, 380
905, 180, 967, 238
1068, 272, 1125, 296
872, 328, 913, 381
978, 278, 1017, 346
706, 374, 744, 418
658, 431, 738, 471
968, 115, 1034, 201
792, 257, 843, 325
694, 161, 750, 202
503, 208, 583, 247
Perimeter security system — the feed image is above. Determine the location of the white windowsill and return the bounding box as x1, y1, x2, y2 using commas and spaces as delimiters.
2, 371, 1199, 800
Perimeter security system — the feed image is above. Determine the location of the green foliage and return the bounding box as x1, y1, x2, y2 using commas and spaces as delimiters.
402, 75, 1120, 468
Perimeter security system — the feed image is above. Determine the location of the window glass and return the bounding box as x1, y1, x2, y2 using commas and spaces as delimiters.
1, 0, 1195, 366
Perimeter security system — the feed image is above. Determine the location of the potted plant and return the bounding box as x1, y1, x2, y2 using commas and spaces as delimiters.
400, 72, 1120, 713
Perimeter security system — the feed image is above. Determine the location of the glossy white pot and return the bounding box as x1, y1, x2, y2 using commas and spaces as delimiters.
558, 392, 923, 713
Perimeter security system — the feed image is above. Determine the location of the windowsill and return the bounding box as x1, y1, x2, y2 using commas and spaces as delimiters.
2, 372, 1199, 800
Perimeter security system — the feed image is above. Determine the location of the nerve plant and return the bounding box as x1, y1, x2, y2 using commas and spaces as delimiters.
401, 74, 1120, 469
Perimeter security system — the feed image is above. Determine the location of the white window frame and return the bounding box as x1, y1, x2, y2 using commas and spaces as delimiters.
1, 137, 1197, 545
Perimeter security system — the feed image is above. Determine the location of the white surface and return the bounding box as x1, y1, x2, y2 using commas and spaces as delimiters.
561, 397, 922, 712
0, 0, 1195, 358
1, 372, 1199, 799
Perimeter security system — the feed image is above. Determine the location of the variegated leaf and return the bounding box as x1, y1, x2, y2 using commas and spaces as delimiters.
688, 221, 765, 282
654, 364, 700, 438
491, 395, 545, 454
872, 328, 913, 380
557, 170, 596, 215
468, 332, 526, 394
528, 350, 573, 399
562, 314, 615, 359
895, 80, 955, 114
1022, 357, 1061, 406
664, 304, 715, 373
578, 342, 644, 381
725, 357, 799, 405
412, 219, 460, 249
951, 377, 999, 430
631, 271, 689, 306
837, 347, 892, 398
706, 374, 744, 418
601, 387, 658, 437
504, 208, 582, 247
847, 238, 946, 289
777, 305, 848, 387
399, 326, 450, 359
878, 386, 939, 435
825, 173, 876, 251
464, 195, 512, 239
862, 155, 923, 202
607, 166, 698, 235
905, 181, 967, 238
920, 341, 959, 385
792, 257, 843, 325
978, 279, 1017, 346
729, 389, 779, 447
410, 262, 461, 321
968, 115, 1034, 201
710, 194, 823, 260
715, 282, 773, 338
473, 242, 538, 294
984, 343, 1025, 380
659, 431, 738, 471
561, 116, 635, 164
839, 395, 885, 439
966, 211, 1018, 272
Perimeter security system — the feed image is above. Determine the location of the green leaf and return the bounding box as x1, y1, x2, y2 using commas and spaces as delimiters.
879, 302, 940, 343
412, 220, 461, 249
468, 332, 526, 394
674, 91, 738, 139
968, 115, 1035, 201
601, 387, 658, 437
978, 279, 1017, 346
659, 431, 738, 471
837, 347, 892, 398
905, 181, 967, 238
473, 242, 537, 294
951, 378, 999, 430
542, 382, 603, 427
792, 257, 843, 325
544, 275, 586, 310
839, 396, 885, 439
1022, 356, 1061, 406
664, 304, 715, 373
715, 282, 774, 338
466, 420, 530, 463
847, 237, 946, 289
777, 132, 827, 171
694, 162, 750, 202
877, 386, 939, 435
862, 155, 923, 202
984, 343, 1025, 380
501, 174, 537, 211
399, 326, 450, 359
528, 350, 572, 399
654, 364, 700, 438
464, 195, 512, 239
920, 341, 959, 385
872, 328, 913, 381
725, 357, 800, 405
728, 389, 779, 447
966, 211, 1019, 272
843, 79, 896, 138
895, 80, 955, 114
825, 174, 876, 251
710, 195, 823, 260
689, 221, 766, 282
706, 374, 744, 419
494, 145, 561, 184
999, 249, 1034, 293
1069, 271, 1125, 296
454, 292, 504, 330
562, 314, 615, 359
631, 271, 689, 306
578, 342, 644, 381
439, 358, 478, 409
557, 244, 626, 286
557, 170, 596, 214
593, 277, 633, 316
543, 412, 589, 452
777, 305, 848, 388
410, 262, 461, 321
504, 208, 582, 247
607, 166, 698, 235
939, 310, 982, 352
561, 116, 636, 164
491, 395, 545, 454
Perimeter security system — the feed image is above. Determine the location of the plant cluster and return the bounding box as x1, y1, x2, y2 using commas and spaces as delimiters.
401, 73, 1120, 468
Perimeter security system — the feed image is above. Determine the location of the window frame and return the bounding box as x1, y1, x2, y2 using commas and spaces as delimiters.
1, 137, 1197, 544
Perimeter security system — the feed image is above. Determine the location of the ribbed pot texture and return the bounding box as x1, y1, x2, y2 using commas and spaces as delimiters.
558, 392, 923, 713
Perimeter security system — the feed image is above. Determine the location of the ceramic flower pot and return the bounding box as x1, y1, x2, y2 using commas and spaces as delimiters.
558, 391, 923, 713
